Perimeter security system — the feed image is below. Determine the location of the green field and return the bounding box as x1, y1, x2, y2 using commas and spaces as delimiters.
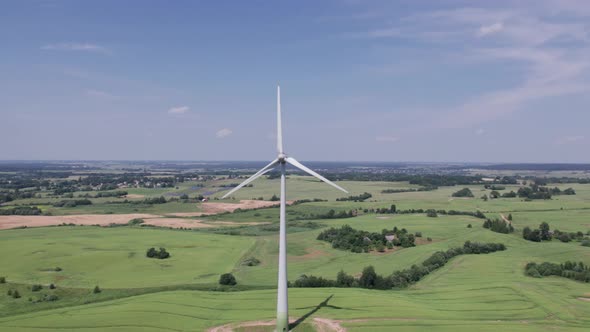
1, 177, 590, 331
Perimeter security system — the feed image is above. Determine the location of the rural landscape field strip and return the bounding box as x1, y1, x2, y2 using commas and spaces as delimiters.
2, 172, 590, 331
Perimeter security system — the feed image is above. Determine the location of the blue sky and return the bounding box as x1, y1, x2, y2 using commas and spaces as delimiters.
1, 0, 589, 162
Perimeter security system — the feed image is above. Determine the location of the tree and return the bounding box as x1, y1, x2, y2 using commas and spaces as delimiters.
539, 222, 552, 241
452, 188, 474, 198
489, 191, 500, 199
93, 285, 101, 294
336, 270, 355, 287
158, 247, 170, 259
219, 273, 237, 286
390, 204, 396, 213
507, 214, 513, 221
146, 247, 157, 258
359, 266, 377, 289
481, 194, 488, 201
12, 290, 21, 299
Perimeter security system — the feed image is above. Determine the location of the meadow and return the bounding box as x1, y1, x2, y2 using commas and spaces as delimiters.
1, 175, 589, 331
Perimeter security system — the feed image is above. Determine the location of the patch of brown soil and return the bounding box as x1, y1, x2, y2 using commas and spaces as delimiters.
207, 317, 299, 332
291, 249, 331, 261
313, 318, 346, 332
577, 297, 590, 302
124, 194, 145, 199
375, 216, 391, 220
202, 200, 293, 214
0, 214, 158, 230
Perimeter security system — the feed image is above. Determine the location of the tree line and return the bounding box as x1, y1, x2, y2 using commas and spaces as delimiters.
525, 261, 590, 282
292, 241, 506, 289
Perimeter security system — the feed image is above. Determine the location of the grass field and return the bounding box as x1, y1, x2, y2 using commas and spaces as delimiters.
1, 178, 589, 331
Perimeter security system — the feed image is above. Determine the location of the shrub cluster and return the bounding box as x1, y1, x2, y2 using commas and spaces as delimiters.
381, 186, 437, 194
378, 208, 486, 219
552, 229, 587, 243
483, 218, 514, 234
517, 184, 575, 200
146, 247, 170, 259
523, 222, 552, 242
317, 225, 417, 253
52, 199, 92, 207
525, 261, 590, 282
452, 188, 474, 197
219, 273, 237, 286
0, 206, 43, 215
241, 257, 261, 266
293, 241, 506, 289
336, 192, 372, 202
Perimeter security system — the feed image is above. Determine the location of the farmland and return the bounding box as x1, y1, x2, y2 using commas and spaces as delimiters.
1, 161, 590, 331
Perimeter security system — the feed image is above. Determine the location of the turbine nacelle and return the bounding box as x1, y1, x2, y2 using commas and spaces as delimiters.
278, 153, 287, 163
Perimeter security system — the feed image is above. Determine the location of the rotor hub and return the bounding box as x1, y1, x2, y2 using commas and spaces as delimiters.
278, 153, 287, 163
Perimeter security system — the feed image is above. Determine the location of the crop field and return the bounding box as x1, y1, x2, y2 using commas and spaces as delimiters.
1, 174, 590, 331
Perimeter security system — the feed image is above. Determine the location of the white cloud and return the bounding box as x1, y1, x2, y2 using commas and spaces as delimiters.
216, 128, 233, 138
167, 106, 190, 114
85, 89, 118, 100
375, 136, 399, 142
477, 22, 504, 37
556, 135, 584, 145
41, 43, 110, 54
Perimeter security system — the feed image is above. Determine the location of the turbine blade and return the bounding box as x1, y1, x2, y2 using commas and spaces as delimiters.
221, 159, 279, 198
277, 85, 284, 154
285, 157, 348, 193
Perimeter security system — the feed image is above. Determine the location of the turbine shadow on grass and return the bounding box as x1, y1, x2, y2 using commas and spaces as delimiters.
289, 295, 341, 330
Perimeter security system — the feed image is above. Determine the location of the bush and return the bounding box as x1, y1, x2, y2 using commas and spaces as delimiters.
46, 294, 58, 301
128, 218, 144, 225
93, 285, 101, 294
558, 233, 571, 243
241, 257, 261, 266
0, 277, 5, 284
426, 210, 438, 218
482, 218, 514, 234
49, 283, 56, 289
219, 273, 237, 286
146, 247, 170, 259
427, 237, 432, 242
31, 284, 43, 292
581, 239, 590, 247
452, 188, 474, 197
467, 224, 472, 228
359, 266, 378, 289
12, 290, 21, 299
55, 267, 62, 272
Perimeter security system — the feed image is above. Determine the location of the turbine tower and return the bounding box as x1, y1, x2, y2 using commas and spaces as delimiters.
222, 85, 347, 332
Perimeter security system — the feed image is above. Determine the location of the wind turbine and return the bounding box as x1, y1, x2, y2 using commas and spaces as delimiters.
222, 85, 347, 332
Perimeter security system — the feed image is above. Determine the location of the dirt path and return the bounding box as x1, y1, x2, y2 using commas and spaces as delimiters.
202, 200, 293, 214
0, 214, 158, 230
